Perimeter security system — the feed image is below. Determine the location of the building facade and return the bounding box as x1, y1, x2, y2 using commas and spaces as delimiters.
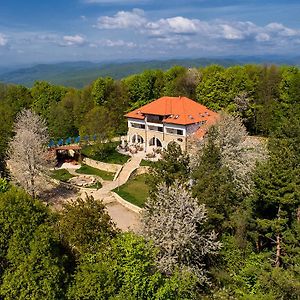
125, 96, 218, 152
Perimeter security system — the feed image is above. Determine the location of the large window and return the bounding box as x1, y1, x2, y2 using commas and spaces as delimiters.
166, 127, 184, 135
130, 122, 145, 129
148, 125, 163, 132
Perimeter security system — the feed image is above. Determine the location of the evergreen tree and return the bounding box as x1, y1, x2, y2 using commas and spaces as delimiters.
147, 141, 190, 197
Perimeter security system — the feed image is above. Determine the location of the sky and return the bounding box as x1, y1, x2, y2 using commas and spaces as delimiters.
0, 0, 300, 66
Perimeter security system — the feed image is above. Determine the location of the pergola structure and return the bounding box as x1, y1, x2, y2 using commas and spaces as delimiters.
49, 145, 82, 163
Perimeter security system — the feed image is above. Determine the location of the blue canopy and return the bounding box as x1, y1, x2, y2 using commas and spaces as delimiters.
57, 139, 64, 146
74, 136, 80, 143
48, 140, 55, 148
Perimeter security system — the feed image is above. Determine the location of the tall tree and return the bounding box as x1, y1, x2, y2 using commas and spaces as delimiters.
58, 196, 117, 255
31, 81, 67, 121
6, 109, 50, 197
91, 77, 114, 106
147, 141, 190, 197
0, 225, 69, 300
142, 182, 221, 281
250, 138, 300, 267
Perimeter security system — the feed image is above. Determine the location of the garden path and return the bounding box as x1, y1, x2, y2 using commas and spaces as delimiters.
66, 153, 144, 232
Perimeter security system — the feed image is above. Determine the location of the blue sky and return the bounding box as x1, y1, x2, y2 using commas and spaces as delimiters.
0, 0, 300, 66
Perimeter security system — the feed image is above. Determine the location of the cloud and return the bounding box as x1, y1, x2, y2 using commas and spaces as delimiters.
255, 32, 270, 42
102, 39, 136, 47
220, 24, 245, 40
146, 17, 202, 36
95, 8, 146, 29
0, 33, 8, 46
61, 35, 86, 46
266, 22, 299, 37
95, 9, 300, 49
91, 39, 136, 48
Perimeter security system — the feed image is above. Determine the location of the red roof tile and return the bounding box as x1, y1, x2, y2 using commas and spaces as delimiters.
125, 96, 218, 126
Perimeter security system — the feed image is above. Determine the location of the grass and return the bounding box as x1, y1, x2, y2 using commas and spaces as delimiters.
76, 164, 115, 181
114, 174, 149, 208
51, 169, 74, 182
140, 159, 157, 167
82, 141, 130, 165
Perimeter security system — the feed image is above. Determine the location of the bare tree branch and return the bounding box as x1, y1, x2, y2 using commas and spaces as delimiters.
6, 109, 51, 197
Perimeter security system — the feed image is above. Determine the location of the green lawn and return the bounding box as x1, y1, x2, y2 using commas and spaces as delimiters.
76, 164, 115, 181
140, 159, 157, 167
114, 174, 149, 208
81, 142, 130, 165
51, 169, 74, 182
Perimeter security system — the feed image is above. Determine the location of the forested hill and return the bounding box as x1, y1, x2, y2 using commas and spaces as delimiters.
1, 56, 299, 88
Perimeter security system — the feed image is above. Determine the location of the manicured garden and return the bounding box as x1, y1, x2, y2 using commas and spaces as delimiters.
76, 164, 115, 181
51, 169, 74, 182
81, 141, 130, 165
114, 174, 149, 208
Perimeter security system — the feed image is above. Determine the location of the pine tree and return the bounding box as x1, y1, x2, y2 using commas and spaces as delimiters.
251, 138, 300, 267
147, 141, 190, 198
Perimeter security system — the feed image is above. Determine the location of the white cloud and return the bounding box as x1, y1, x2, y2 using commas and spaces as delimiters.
103, 39, 136, 47
92, 39, 136, 48
95, 8, 146, 29
0, 33, 8, 46
95, 10, 300, 49
146, 17, 201, 36
220, 24, 244, 40
256, 33, 270, 42
266, 22, 299, 37
61, 35, 86, 46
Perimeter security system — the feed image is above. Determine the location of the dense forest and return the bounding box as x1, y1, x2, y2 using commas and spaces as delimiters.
0, 64, 299, 299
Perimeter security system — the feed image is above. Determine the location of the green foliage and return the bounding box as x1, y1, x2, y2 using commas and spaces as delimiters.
47, 89, 79, 139
192, 137, 237, 233
123, 69, 164, 110
58, 196, 117, 255
31, 81, 67, 120
147, 141, 190, 197
0, 178, 9, 193
51, 169, 74, 182
92, 77, 114, 105
0, 63, 300, 298
0, 187, 50, 269
79, 106, 112, 139
68, 232, 199, 300
1, 225, 69, 300
163, 65, 186, 96
250, 138, 300, 263
82, 141, 129, 164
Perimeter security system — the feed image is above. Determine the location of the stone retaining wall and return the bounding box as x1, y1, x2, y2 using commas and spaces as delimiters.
83, 157, 122, 173
128, 166, 149, 180
111, 191, 143, 214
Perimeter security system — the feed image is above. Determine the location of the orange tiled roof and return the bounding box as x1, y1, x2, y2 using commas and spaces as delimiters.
125, 96, 218, 126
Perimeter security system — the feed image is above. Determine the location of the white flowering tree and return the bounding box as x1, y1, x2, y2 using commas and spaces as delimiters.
192, 112, 267, 195
142, 182, 221, 282
7, 109, 50, 197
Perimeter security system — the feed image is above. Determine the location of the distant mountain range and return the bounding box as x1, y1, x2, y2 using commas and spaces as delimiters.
0, 56, 299, 89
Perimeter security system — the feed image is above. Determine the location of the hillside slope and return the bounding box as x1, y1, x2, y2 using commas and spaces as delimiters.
0, 56, 299, 88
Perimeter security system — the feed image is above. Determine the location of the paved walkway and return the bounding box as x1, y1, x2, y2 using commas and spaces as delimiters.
66, 153, 144, 232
